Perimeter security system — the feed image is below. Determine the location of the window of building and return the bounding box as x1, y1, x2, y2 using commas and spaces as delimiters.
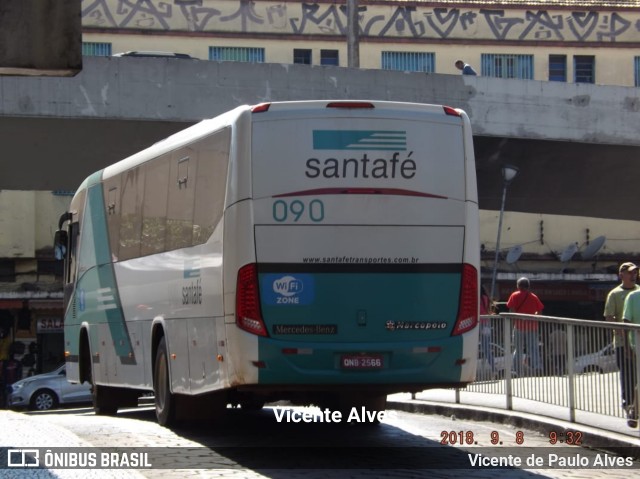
548, 55, 567, 82
209, 47, 264, 63
38, 260, 63, 279
574, 56, 595, 84
294, 49, 312, 65
481, 54, 534, 79
634, 57, 640, 87
320, 50, 339, 66
0, 260, 15, 282
381, 52, 435, 73
82, 42, 112, 57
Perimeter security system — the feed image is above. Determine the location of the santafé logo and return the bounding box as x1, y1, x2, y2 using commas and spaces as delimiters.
313, 130, 407, 151
306, 130, 416, 180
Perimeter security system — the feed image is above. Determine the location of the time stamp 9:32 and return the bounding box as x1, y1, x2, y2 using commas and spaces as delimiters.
440, 430, 584, 446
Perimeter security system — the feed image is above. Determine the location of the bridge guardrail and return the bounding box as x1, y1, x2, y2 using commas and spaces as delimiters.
450, 313, 640, 437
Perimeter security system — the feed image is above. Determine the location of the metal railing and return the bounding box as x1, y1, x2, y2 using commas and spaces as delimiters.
425, 314, 640, 437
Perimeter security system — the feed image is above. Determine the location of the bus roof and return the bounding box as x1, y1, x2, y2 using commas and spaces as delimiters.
252, 99, 461, 115
98, 100, 465, 183
101, 105, 250, 181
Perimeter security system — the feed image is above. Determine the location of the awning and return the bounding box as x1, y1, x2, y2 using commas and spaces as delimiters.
0, 300, 24, 309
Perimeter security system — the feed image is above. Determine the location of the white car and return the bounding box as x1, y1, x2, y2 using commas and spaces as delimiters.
112, 51, 192, 59
7, 364, 92, 411
574, 344, 618, 374
477, 343, 516, 380
476, 342, 535, 380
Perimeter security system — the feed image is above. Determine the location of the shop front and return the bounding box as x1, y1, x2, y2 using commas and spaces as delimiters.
493, 280, 614, 320
0, 298, 64, 380
31, 300, 65, 374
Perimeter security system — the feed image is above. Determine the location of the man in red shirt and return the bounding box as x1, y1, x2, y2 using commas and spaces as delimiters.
507, 277, 544, 375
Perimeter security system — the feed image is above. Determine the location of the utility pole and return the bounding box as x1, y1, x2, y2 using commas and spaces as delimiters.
347, 0, 359, 68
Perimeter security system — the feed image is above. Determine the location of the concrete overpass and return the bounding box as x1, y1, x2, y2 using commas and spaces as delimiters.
2, 56, 639, 220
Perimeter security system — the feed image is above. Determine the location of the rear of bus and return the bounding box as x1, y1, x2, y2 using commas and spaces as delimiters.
232, 100, 479, 404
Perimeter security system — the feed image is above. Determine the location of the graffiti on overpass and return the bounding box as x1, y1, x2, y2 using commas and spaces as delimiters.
82, 0, 639, 43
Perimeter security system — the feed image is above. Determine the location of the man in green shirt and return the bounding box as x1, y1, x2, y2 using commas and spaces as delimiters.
604, 262, 639, 427
622, 279, 640, 428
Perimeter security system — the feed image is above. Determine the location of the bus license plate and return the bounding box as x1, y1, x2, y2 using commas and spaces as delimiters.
341, 355, 383, 369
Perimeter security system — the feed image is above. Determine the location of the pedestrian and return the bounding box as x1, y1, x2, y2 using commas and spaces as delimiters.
479, 285, 494, 373
604, 262, 639, 427
455, 59, 477, 76
3, 352, 22, 407
547, 326, 567, 375
506, 277, 544, 376
621, 280, 640, 428
0, 323, 10, 361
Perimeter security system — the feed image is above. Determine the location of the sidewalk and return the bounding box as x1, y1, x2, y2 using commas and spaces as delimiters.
387, 391, 640, 455
0, 409, 144, 478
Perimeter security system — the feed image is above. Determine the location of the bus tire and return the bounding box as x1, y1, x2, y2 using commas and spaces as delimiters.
93, 385, 119, 416
154, 337, 176, 427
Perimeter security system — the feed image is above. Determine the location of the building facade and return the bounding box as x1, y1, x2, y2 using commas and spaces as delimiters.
3, 1, 640, 372
0, 191, 71, 377
81, 0, 640, 86
77, 0, 640, 313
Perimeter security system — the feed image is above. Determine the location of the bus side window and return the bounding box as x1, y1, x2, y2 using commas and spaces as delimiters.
67, 222, 79, 284
192, 128, 230, 245
103, 176, 121, 261
167, 151, 195, 250
119, 167, 145, 261
142, 156, 170, 256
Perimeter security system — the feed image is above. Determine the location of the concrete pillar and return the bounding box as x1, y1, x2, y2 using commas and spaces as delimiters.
0, 0, 81, 76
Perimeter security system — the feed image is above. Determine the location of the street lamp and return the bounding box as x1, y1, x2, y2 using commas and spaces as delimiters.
489, 164, 520, 302
347, 0, 360, 68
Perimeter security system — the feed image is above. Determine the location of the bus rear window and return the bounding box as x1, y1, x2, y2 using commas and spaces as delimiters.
251, 118, 466, 200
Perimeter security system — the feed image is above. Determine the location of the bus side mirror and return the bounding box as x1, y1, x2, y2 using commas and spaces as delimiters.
54, 230, 68, 260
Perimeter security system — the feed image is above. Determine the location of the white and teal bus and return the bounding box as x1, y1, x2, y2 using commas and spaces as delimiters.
55, 100, 480, 426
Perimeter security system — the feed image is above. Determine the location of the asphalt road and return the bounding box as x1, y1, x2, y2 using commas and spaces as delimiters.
0, 403, 637, 478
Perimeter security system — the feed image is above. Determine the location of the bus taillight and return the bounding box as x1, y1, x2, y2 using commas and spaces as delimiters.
326, 101, 375, 109
236, 263, 269, 337
451, 263, 478, 336
251, 103, 271, 113
443, 106, 462, 117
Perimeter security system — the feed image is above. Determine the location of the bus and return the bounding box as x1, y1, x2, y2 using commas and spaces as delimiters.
54, 100, 480, 426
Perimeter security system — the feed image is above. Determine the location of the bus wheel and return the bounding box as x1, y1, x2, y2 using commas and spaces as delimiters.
154, 337, 176, 427
93, 385, 118, 416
